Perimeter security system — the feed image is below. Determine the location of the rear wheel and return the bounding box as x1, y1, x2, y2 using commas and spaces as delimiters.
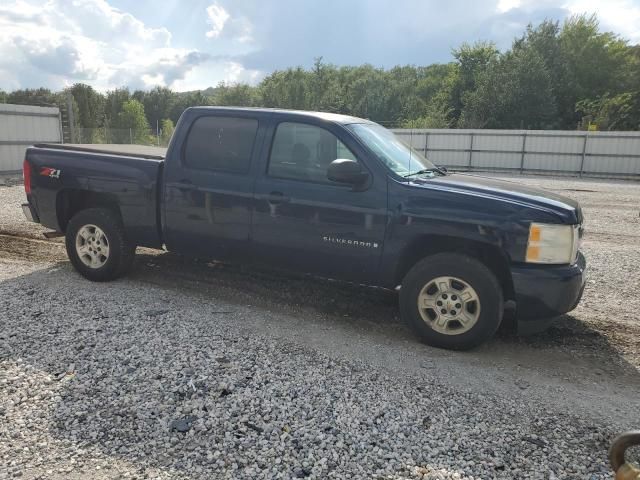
400, 253, 503, 350
65, 208, 135, 281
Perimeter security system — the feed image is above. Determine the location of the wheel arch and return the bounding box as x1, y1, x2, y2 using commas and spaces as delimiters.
394, 234, 515, 301
56, 189, 122, 233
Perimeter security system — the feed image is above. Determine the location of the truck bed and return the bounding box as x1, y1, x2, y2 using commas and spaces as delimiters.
25, 143, 164, 248
34, 143, 166, 160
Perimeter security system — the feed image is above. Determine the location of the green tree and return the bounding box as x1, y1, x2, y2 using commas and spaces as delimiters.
446, 41, 499, 126
576, 92, 640, 130
460, 47, 556, 129
67, 83, 105, 142
307, 57, 346, 113
113, 99, 150, 144
7, 88, 58, 106
558, 14, 632, 128
169, 91, 210, 123
104, 88, 130, 127
513, 20, 566, 128
0, 90, 7, 103
384, 65, 426, 125
133, 86, 176, 132
160, 118, 175, 145
260, 67, 312, 109
213, 83, 259, 106
342, 65, 391, 122
401, 101, 452, 128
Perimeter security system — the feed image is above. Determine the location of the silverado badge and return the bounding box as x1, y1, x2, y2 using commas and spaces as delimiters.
323, 236, 379, 248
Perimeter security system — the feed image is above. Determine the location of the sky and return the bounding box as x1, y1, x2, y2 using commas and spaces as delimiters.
1, 0, 639, 92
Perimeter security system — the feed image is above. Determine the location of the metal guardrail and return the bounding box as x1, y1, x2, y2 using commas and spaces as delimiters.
392, 129, 640, 179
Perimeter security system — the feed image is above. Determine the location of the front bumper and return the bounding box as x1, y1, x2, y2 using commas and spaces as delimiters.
22, 202, 39, 223
511, 251, 586, 324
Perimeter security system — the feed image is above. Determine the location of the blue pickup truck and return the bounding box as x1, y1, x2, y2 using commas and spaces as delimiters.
21, 107, 586, 350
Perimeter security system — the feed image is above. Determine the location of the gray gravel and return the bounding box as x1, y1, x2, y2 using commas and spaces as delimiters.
1, 175, 639, 479
0, 275, 623, 479
0, 185, 48, 239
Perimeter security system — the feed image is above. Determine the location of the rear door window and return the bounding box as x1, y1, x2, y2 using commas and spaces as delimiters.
184, 116, 258, 173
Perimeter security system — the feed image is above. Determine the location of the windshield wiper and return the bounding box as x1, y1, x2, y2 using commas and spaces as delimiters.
403, 167, 447, 178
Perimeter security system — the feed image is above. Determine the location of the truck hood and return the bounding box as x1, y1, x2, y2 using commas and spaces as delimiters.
408, 173, 582, 223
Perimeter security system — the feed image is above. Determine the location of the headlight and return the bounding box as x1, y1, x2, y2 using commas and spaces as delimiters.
526, 223, 581, 264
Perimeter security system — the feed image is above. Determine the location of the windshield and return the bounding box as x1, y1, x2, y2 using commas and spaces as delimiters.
347, 123, 437, 177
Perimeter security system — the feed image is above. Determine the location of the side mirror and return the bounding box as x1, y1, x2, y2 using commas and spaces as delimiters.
327, 159, 369, 185
437, 165, 448, 173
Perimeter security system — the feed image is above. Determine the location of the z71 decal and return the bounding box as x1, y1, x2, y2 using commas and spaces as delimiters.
40, 167, 61, 179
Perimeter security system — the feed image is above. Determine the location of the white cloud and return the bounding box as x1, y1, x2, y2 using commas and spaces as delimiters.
564, 0, 640, 42
205, 2, 230, 38
107, 49, 212, 90
496, 0, 640, 42
0, 0, 252, 91
497, 0, 522, 12
205, 1, 253, 44
171, 60, 262, 91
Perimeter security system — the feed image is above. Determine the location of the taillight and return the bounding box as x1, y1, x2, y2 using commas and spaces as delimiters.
23, 159, 32, 194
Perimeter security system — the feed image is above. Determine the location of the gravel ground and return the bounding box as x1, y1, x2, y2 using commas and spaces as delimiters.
0, 184, 51, 240
1, 175, 639, 479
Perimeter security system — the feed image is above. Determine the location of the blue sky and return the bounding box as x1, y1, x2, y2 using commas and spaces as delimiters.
1, 0, 639, 92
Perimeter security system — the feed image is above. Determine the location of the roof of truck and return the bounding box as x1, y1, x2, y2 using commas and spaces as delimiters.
32, 109, 374, 160
187, 106, 373, 125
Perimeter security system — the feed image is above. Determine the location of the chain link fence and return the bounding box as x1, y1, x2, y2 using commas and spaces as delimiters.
72, 128, 173, 147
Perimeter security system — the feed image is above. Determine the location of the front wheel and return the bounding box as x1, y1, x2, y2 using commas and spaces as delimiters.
65, 208, 135, 282
400, 253, 503, 350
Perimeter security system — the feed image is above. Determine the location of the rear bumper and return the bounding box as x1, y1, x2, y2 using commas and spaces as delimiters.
511, 252, 586, 324
22, 202, 39, 223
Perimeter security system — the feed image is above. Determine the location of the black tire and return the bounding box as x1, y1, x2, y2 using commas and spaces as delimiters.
400, 253, 503, 350
65, 208, 135, 282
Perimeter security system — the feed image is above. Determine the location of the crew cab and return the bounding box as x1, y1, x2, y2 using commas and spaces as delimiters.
22, 107, 586, 350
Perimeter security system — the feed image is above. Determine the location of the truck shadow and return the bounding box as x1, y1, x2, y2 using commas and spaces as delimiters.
131, 250, 640, 378
133, 249, 636, 352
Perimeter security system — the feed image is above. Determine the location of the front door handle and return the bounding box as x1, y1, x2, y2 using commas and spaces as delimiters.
266, 191, 290, 204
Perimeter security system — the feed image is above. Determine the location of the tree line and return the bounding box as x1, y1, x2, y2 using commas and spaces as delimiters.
1, 14, 638, 142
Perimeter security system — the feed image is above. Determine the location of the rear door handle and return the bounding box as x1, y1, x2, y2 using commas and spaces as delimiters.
177, 179, 195, 193
266, 191, 290, 204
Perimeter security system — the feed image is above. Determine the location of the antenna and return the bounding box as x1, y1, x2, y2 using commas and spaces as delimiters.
409, 128, 413, 177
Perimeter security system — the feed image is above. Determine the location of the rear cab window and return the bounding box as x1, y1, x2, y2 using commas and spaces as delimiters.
183, 116, 259, 173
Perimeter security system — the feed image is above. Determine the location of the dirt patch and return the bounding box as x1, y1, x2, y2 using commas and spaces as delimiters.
0, 233, 67, 263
